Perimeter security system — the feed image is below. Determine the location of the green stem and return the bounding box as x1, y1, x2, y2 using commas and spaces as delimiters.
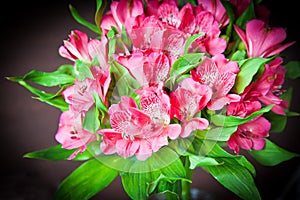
181, 156, 192, 200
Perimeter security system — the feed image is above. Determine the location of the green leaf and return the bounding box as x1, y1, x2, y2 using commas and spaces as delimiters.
94, 0, 106, 28
54, 159, 118, 200
23, 142, 101, 161
230, 50, 246, 61
75, 60, 94, 81
264, 111, 287, 133
110, 61, 140, 103
189, 155, 219, 169
208, 143, 256, 175
92, 91, 108, 120
8, 67, 75, 87
284, 61, 300, 79
16, 80, 68, 111
160, 158, 186, 180
107, 28, 118, 60
204, 158, 261, 200
196, 126, 238, 141
220, 0, 235, 37
167, 53, 204, 88
235, 0, 255, 30
211, 104, 274, 127
183, 33, 204, 54
232, 57, 271, 94
121, 171, 161, 199
156, 180, 181, 200
109, 147, 186, 199
69, 4, 102, 35
248, 139, 299, 166
83, 105, 100, 133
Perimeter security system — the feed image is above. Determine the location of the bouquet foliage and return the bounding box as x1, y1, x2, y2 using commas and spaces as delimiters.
7, 0, 300, 199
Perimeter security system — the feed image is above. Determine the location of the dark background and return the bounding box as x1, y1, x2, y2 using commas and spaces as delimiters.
0, 0, 299, 199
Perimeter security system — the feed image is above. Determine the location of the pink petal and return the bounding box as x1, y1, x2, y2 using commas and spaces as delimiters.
233, 24, 247, 49
151, 135, 169, 152
164, 124, 182, 140
252, 138, 266, 150
181, 118, 209, 138
116, 139, 140, 158
136, 140, 153, 161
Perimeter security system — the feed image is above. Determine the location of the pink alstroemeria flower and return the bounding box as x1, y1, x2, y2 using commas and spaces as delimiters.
59, 30, 110, 68
227, 116, 271, 154
99, 91, 181, 161
117, 49, 172, 88
146, 0, 227, 55
129, 16, 186, 59
197, 0, 229, 28
226, 100, 261, 118
100, 0, 144, 34
192, 54, 241, 110
226, 94, 270, 154
234, 19, 295, 58
62, 66, 111, 116
170, 78, 210, 137
58, 30, 92, 63
55, 110, 97, 160
244, 57, 288, 115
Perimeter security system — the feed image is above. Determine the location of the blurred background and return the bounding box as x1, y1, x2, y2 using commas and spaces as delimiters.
1, 0, 299, 199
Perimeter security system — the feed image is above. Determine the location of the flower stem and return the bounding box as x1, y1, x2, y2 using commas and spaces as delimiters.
181, 156, 192, 200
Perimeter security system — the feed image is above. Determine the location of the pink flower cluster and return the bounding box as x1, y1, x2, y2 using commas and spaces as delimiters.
55, 0, 294, 160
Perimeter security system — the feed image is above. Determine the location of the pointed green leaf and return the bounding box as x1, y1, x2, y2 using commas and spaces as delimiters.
204, 158, 261, 200
220, 0, 235, 37
75, 60, 94, 81
264, 111, 287, 133
107, 28, 118, 60
248, 139, 299, 166
167, 53, 204, 88
110, 61, 140, 102
160, 158, 186, 180
211, 104, 274, 127
83, 105, 100, 133
156, 179, 181, 200
284, 61, 300, 79
120, 170, 160, 199
22, 70, 74, 87
189, 155, 219, 169
208, 143, 256, 175
196, 126, 238, 141
16, 80, 68, 111
54, 159, 118, 200
8, 66, 75, 87
92, 91, 108, 120
235, 0, 255, 29
230, 50, 246, 61
233, 57, 271, 94
95, 0, 106, 29
184, 33, 204, 54
23, 142, 100, 161
69, 4, 102, 35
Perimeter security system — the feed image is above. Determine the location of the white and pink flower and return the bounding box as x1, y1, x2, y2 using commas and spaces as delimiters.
170, 78, 210, 137
227, 116, 271, 154
192, 54, 241, 110
243, 57, 288, 115
99, 89, 181, 161
62, 66, 111, 116
55, 111, 97, 160
234, 19, 295, 58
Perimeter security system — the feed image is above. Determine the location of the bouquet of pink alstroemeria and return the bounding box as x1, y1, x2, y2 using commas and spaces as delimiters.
8, 0, 300, 199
